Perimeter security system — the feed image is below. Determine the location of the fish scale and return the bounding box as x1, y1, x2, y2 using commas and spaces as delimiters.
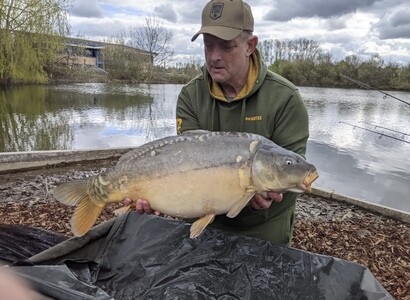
111, 132, 261, 178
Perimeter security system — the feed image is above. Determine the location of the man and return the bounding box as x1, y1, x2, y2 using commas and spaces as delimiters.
131, 0, 309, 245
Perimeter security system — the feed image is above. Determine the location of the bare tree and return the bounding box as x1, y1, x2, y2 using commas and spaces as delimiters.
344, 55, 361, 68
291, 38, 322, 61
128, 16, 173, 67
259, 38, 324, 65
274, 40, 287, 61
258, 39, 275, 66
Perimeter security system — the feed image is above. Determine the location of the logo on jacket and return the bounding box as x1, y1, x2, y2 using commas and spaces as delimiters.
245, 115, 263, 121
176, 117, 183, 134
210, 3, 224, 20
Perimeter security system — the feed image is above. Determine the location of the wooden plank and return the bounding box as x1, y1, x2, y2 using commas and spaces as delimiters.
0, 148, 133, 173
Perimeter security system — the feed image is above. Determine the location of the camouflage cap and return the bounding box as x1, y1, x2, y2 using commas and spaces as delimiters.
191, 0, 254, 42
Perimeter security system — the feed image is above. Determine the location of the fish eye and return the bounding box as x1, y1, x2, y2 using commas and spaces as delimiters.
285, 159, 293, 165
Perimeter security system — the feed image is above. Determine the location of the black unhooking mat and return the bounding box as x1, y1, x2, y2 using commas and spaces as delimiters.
3, 213, 392, 299
0, 224, 67, 264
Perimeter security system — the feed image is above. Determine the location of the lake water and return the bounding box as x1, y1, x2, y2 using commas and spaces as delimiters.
1, 83, 409, 212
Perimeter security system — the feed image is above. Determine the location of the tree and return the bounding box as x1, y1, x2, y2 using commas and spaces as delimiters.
0, 0, 70, 84
258, 39, 275, 66
357, 54, 385, 88
101, 32, 154, 82
315, 53, 338, 86
260, 38, 323, 66
285, 38, 323, 62
128, 16, 173, 69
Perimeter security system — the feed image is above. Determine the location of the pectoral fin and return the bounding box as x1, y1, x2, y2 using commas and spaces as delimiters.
190, 214, 215, 238
226, 190, 256, 218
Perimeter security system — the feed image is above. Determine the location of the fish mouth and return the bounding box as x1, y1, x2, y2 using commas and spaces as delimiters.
299, 170, 319, 193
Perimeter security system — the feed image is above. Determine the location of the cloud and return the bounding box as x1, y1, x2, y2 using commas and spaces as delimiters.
70, 0, 103, 18
373, 7, 410, 39
154, 4, 178, 23
166, 2, 203, 25
264, 0, 381, 21
69, 17, 130, 38
324, 17, 347, 31
65, 0, 410, 65
377, 25, 410, 39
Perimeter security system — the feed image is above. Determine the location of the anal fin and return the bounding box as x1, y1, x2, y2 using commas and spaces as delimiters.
190, 214, 215, 238
226, 190, 256, 218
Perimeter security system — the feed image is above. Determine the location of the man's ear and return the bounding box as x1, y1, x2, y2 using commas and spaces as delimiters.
247, 35, 258, 56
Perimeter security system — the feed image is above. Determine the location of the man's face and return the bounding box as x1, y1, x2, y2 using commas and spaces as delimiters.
203, 33, 251, 86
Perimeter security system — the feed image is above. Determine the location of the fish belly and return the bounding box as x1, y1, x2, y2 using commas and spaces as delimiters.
129, 166, 247, 219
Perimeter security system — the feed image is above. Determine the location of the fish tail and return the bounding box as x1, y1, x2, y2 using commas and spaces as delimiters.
53, 180, 105, 236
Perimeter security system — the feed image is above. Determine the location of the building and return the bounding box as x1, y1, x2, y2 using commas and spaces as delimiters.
60, 38, 105, 70
60, 38, 152, 72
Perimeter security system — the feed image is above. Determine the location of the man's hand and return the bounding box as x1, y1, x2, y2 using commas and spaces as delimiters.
250, 192, 283, 210
123, 197, 162, 216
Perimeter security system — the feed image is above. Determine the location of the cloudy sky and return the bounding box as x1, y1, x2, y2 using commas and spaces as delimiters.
68, 0, 410, 65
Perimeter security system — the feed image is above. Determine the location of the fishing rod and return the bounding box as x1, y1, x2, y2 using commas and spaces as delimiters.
339, 121, 410, 144
359, 121, 410, 137
339, 74, 410, 106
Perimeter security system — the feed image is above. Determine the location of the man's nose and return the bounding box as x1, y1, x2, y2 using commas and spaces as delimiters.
209, 48, 222, 61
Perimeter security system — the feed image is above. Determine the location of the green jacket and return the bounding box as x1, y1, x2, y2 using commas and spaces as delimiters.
176, 51, 309, 233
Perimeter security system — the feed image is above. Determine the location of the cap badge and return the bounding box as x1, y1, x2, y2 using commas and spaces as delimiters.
210, 3, 224, 20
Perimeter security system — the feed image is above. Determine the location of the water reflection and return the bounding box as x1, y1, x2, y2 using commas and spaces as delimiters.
0, 86, 73, 151
306, 141, 410, 211
301, 86, 410, 211
0, 83, 179, 151
0, 84, 409, 212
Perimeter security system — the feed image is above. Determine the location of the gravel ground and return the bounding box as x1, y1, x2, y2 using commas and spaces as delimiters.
0, 159, 409, 299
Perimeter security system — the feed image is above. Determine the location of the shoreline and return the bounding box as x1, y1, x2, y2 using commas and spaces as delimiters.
3, 79, 410, 93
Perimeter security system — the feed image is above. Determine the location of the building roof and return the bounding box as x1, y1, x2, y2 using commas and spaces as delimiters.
64, 37, 150, 54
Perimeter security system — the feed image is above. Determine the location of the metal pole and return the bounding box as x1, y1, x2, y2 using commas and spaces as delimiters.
339, 74, 410, 106
339, 121, 410, 144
